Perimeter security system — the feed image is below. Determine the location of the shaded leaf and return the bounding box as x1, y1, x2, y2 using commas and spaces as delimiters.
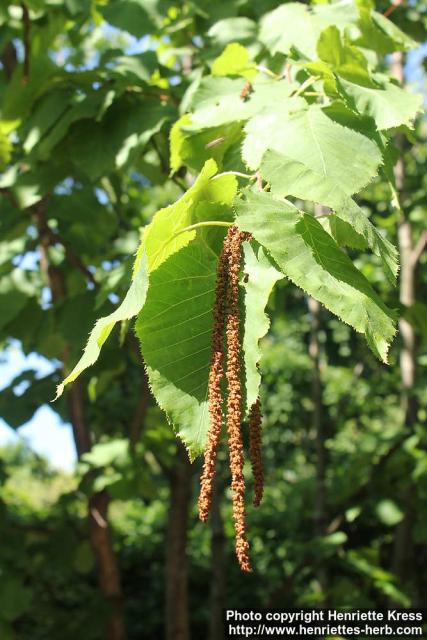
338, 75, 423, 131
261, 148, 398, 282
235, 191, 396, 362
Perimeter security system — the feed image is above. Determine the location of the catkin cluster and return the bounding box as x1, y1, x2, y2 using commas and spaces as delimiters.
198, 225, 264, 572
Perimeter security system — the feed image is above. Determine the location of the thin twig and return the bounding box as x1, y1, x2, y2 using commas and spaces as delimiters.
42, 224, 98, 287
21, 3, 30, 84
383, 0, 403, 18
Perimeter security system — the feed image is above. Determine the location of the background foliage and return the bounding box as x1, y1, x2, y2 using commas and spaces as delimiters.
0, 0, 426, 639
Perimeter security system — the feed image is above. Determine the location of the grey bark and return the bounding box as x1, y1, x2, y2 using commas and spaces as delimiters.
390, 51, 418, 588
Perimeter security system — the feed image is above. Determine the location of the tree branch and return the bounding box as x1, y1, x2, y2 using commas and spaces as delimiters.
45, 226, 98, 287
411, 229, 427, 267
30, 198, 98, 288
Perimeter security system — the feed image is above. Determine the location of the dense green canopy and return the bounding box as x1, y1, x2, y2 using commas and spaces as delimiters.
0, 0, 426, 638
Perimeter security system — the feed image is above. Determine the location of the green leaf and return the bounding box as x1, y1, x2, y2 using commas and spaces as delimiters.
81, 439, 129, 468
259, 1, 359, 59
67, 98, 173, 181
189, 76, 298, 129
0, 126, 11, 170
170, 113, 243, 173
54, 253, 149, 398
0, 578, 32, 622
241, 243, 283, 412
136, 235, 281, 458
110, 52, 159, 84
338, 75, 423, 131
74, 542, 95, 574
0, 290, 29, 331
136, 241, 217, 459
244, 104, 382, 189
208, 17, 257, 46
321, 215, 368, 251
211, 43, 257, 80
100, 1, 157, 38
235, 191, 396, 362
259, 3, 317, 58
135, 158, 237, 273
24, 92, 104, 161
376, 499, 403, 526
357, 9, 418, 55
260, 148, 398, 282
317, 26, 372, 86
56, 161, 235, 400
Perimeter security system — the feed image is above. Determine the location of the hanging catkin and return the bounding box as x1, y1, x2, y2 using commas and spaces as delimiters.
198, 230, 231, 522
198, 224, 256, 571
225, 226, 251, 572
249, 396, 264, 507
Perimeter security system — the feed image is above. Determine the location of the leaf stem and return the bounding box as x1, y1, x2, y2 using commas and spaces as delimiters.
212, 171, 256, 180
174, 221, 233, 238
256, 64, 281, 80
292, 76, 320, 97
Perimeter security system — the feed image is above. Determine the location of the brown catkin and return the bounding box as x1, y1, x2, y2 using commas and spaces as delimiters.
198, 230, 231, 522
225, 226, 252, 572
249, 396, 264, 507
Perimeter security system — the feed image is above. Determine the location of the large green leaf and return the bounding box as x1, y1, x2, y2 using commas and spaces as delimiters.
136, 236, 281, 458
134, 158, 237, 273
136, 241, 217, 459
235, 191, 396, 362
259, 1, 359, 59
241, 243, 283, 412
170, 113, 243, 173
357, 7, 418, 55
316, 25, 372, 86
259, 3, 317, 58
67, 97, 173, 181
243, 104, 382, 191
211, 43, 257, 79
56, 160, 236, 398
189, 76, 298, 129
208, 17, 257, 46
261, 149, 398, 282
338, 75, 423, 131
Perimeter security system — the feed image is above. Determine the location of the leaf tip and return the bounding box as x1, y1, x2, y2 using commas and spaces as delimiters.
52, 383, 64, 401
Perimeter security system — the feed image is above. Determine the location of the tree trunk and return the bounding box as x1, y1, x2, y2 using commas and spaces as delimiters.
390, 51, 417, 587
34, 203, 127, 640
165, 443, 193, 640
308, 297, 326, 537
89, 491, 127, 640
209, 480, 226, 640
308, 295, 328, 597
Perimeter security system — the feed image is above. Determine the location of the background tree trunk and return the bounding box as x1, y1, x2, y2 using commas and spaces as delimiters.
209, 479, 226, 640
165, 443, 193, 640
309, 204, 329, 599
89, 491, 127, 640
34, 203, 127, 640
390, 51, 418, 590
